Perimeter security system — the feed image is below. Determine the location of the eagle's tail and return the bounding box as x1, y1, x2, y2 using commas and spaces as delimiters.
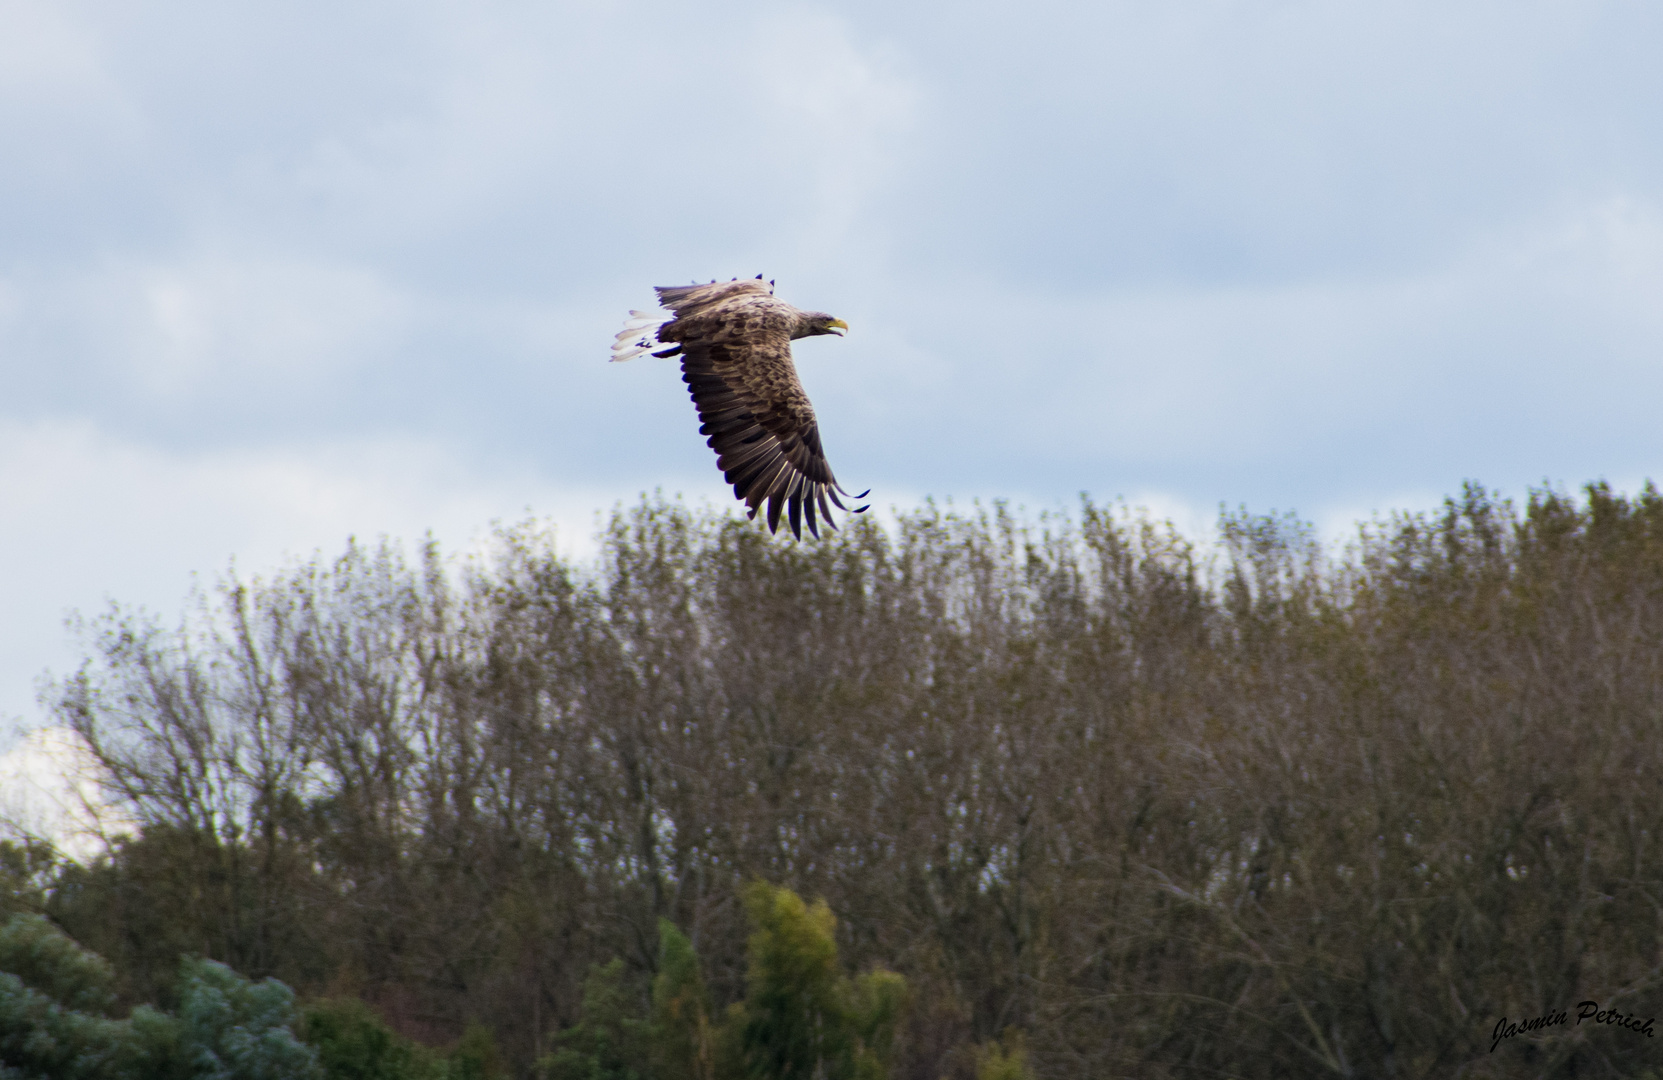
610, 310, 671, 363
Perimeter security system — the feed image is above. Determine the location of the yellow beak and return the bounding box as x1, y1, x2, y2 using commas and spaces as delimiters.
827, 318, 849, 334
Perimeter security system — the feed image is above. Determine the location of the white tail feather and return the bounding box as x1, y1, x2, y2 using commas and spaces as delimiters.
610, 309, 669, 363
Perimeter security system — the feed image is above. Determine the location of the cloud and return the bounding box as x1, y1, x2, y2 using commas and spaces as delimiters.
121, 253, 413, 403
0, 418, 636, 729
881, 0, 1663, 286
4, 0, 1663, 734
0, 725, 135, 862
858, 194, 1663, 505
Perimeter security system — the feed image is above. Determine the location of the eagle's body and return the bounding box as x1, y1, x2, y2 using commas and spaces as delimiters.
612, 278, 866, 538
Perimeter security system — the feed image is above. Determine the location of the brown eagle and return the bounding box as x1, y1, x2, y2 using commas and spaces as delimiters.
612, 276, 868, 539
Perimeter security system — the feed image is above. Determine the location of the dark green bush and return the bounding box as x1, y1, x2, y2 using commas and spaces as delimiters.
0, 914, 317, 1079
302, 997, 449, 1080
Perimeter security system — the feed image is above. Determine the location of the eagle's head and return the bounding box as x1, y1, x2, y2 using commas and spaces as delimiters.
794, 312, 849, 339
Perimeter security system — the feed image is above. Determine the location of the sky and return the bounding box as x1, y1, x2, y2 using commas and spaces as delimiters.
4, 0, 1663, 742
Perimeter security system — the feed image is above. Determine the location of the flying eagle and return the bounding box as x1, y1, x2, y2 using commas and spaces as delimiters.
612, 277, 868, 539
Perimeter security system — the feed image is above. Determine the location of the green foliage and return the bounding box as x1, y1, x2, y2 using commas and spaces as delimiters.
0, 968, 140, 1080
0, 914, 317, 1080
539, 961, 649, 1080
733, 883, 908, 1080
302, 997, 445, 1080
650, 920, 714, 1080
300, 998, 509, 1080
444, 1023, 506, 1080
539, 893, 908, 1080
0, 907, 494, 1080
0, 914, 119, 1017
737, 884, 844, 1080
0, 840, 55, 920
42, 821, 326, 1012
843, 971, 907, 1080
973, 1031, 1033, 1080
0, 913, 181, 1080
173, 957, 321, 1079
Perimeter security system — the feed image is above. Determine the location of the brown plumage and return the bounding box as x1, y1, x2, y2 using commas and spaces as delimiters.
611, 277, 867, 539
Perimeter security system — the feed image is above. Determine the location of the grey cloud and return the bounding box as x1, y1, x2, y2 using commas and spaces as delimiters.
6, 0, 1663, 732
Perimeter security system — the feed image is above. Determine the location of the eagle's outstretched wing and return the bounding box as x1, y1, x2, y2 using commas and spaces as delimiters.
612, 279, 866, 539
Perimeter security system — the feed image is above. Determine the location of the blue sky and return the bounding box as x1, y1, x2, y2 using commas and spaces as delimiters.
4, 0, 1663, 736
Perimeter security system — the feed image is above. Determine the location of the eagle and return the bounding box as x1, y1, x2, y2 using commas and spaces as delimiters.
612, 276, 868, 539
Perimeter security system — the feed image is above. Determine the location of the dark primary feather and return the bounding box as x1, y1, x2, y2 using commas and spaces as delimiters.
642, 279, 866, 539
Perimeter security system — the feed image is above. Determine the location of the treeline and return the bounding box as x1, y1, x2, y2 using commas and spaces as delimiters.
6, 484, 1663, 1078
0, 911, 320, 1079
0, 881, 912, 1080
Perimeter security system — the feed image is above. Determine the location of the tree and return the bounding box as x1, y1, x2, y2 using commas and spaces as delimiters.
972, 1031, 1034, 1080
0, 840, 55, 921
539, 960, 649, 1080
0, 913, 318, 1080
651, 921, 715, 1080
302, 997, 440, 1080
31, 486, 1663, 1078
172, 956, 322, 1080
732, 883, 908, 1080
